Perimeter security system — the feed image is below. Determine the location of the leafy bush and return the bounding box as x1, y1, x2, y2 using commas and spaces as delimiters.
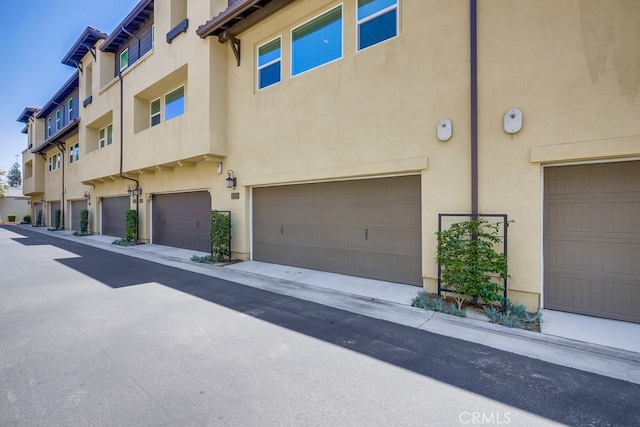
22, 214, 31, 224
80, 209, 89, 233
112, 238, 139, 246
191, 254, 215, 263
54, 210, 61, 229
411, 291, 467, 317
125, 209, 137, 241
437, 219, 509, 310
7, 214, 16, 222
210, 210, 231, 262
484, 302, 542, 330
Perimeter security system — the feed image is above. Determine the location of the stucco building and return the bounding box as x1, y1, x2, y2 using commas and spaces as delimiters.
18, 0, 640, 323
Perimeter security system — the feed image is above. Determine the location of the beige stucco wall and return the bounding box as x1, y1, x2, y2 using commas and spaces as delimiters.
0, 195, 30, 223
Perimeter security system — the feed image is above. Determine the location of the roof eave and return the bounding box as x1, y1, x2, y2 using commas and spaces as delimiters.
31, 118, 80, 154
61, 26, 108, 67
35, 72, 80, 119
100, 0, 154, 53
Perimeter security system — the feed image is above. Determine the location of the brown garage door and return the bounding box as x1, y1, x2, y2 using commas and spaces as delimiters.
253, 176, 422, 286
70, 200, 87, 232
152, 191, 211, 252
102, 196, 130, 238
544, 161, 640, 323
49, 201, 61, 228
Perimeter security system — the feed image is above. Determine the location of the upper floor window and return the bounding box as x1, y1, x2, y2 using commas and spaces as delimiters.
69, 143, 79, 163
120, 48, 129, 72
107, 124, 113, 145
47, 117, 52, 137
67, 98, 74, 121
55, 109, 61, 130
99, 123, 114, 148
49, 153, 61, 171
258, 37, 282, 90
357, 0, 398, 50
165, 86, 185, 121
150, 98, 161, 126
291, 5, 342, 76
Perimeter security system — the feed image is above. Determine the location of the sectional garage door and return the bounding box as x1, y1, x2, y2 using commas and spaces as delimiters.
102, 196, 129, 238
152, 191, 211, 252
253, 176, 422, 286
544, 161, 640, 323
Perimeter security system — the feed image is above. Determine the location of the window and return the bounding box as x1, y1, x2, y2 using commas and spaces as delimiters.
120, 48, 129, 72
107, 124, 113, 145
292, 5, 342, 76
67, 98, 74, 121
150, 98, 161, 126
165, 86, 184, 121
55, 109, 61, 130
56, 153, 61, 169
47, 117, 52, 137
258, 37, 282, 89
48, 156, 53, 172
69, 143, 79, 163
99, 127, 106, 148
49, 153, 61, 171
357, 0, 398, 50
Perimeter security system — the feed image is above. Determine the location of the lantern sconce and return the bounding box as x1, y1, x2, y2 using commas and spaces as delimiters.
226, 170, 237, 190
127, 185, 142, 197
83, 191, 90, 200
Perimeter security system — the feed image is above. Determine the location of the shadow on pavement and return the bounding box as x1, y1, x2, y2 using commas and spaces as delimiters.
6, 225, 640, 426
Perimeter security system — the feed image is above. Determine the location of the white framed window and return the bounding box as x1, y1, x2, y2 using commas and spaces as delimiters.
257, 37, 282, 90
357, 0, 398, 51
47, 117, 52, 137
55, 109, 61, 130
107, 124, 113, 145
69, 143, 79, 163
67, 98, 74, 121
291, 5, 343, 76
165, 86, 185, 121
56, 153, 61, 169
49, 153, 61, 171
120, 48, 129, 72
150, 98, 161, 126
48, 156, 53, 171
99, 127, 106, 148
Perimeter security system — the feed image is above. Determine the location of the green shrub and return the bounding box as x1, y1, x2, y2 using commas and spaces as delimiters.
411, 291, 467, 317
210, 210, 231, 262
191, 254, 215, 263
484, 302, 542, 330
436, 219, 509, 310
22, 214, 31, 224
80, 209, 89, 233
7, 214, 16, 222
54, 210, 61, 229
125, 209, 137, 241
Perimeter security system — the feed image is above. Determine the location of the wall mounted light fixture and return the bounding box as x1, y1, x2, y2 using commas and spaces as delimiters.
83, 191, 90, 200
127, 185, 142, 196
226, 170, 237, 190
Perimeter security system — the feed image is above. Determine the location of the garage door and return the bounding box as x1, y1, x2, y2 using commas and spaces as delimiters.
70, 200, 87, 232
102, 196, 130, 238
253, 176, 422, 286
49, 201, 61, 228
544, 161, 640, 323
152, 191, 211, 252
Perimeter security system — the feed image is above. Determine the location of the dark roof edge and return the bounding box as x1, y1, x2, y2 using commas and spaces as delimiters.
35, 71, 80, 119
17, 107, 40, 123
196, 0, 266, 38
61, 26, 108, 67
100, 0, 153, 52
31, 118, 80, 154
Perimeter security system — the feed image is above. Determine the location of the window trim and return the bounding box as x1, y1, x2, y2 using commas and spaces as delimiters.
120, 48, 129, 72
47, 117, 52, 137
356, 0, 399, 51
257, 36, 282, 91
69, 142, 79, 164
106, 124, 113, 145
291, 4, 344, 78
150, 98, 161, 127
55, 109, 61, 130
164, 85, 185, 122
99, 127, 106, 148
67, 98, 74, 121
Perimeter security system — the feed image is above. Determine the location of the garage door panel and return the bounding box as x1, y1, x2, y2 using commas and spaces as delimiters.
152, 192, 211, 252
544, 161, 640, 323
253, 176, 422, 286
102, 196, 129, 238
71, 200, 86, 232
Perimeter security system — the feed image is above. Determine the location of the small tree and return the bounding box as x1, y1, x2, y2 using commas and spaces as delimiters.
436, 219, 509, 311
210, 210, 231, 262
7, 162, 21, 187
0, 169, 7, 196
80, 209, 89, 234
125, 209, 137, 241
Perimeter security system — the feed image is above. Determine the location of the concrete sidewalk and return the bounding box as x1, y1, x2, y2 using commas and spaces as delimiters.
6, 225, 640, 384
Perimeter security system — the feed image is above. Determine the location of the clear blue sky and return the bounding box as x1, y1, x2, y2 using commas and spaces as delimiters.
0, 0, 142, 176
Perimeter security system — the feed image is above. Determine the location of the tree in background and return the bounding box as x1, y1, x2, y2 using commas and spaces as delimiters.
0, 169, 7, 196
7, 162, 21, 187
